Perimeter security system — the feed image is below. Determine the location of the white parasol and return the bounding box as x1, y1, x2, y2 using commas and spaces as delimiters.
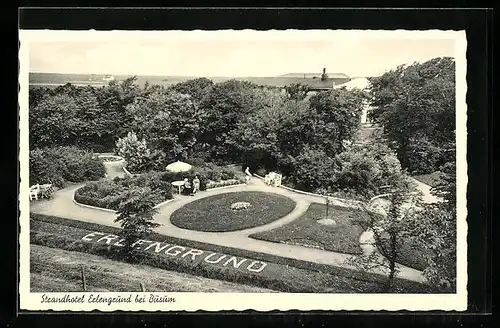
165, 160, 193, 173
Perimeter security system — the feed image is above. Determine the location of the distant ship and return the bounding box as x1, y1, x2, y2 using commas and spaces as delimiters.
102, 75, 115, 83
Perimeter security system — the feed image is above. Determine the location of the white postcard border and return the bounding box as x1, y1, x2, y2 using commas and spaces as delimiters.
18, 29, 468, 311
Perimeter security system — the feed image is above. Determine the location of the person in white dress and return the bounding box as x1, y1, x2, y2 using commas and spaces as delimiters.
244, 167, 252, 184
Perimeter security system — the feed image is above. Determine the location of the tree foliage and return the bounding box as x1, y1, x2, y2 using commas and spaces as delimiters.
285, 83, 309, 100
349, 177, 419, 291
368, 57, 455, 173
114, 188, 160, 261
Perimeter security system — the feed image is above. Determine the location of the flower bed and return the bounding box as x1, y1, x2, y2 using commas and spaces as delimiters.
170, 191, 296, 232
206, 179, 244, 189
74, 172, 173, 211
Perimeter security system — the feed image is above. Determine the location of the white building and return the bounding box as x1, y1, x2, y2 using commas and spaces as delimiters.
333, 77, 374, 125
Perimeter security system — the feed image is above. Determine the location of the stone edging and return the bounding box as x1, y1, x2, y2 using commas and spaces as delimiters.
153, 198, 175, 209
72, 193, 117, 214
97, 154, 125, 165
122, 166, 133, 176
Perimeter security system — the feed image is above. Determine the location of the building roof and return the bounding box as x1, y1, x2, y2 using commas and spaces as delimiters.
280, 72, 350, 79
241, 76, 350, 90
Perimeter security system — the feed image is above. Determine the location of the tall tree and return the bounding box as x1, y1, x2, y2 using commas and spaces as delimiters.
114, 188, 160, 262
170, 77, 214, 103
126, 89, 204, 163
29, 94, 82, 148
368, 57, 455, 173
198, 79, 259, 161
349, 175, 420, 291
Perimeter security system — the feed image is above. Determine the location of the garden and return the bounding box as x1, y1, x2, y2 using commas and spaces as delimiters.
169, 191, 297, 232
250, 201, 430, 271
74, 163, 246, 211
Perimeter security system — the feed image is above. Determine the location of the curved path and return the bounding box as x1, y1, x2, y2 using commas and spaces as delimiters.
30, 167, 427, 284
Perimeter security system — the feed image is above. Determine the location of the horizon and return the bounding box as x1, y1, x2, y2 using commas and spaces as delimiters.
29, 71, 375, 79
26, 31, 457, 78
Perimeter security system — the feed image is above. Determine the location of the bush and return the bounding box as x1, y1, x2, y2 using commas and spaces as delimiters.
75, 172, 173, 210
116, 132, 152, 173
29, 146, 106, 187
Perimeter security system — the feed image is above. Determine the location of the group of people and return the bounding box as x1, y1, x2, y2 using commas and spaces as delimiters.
179, 167, 252, 196
182, 175, 201, 196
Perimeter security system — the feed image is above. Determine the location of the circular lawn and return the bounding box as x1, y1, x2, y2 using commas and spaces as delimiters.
169, 191, 296, 232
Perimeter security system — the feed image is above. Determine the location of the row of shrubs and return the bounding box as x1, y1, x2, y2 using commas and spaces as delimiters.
75, 172, 174, 210
30, 146, 106, 187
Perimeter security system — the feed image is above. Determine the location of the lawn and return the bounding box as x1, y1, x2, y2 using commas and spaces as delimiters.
169, 191, 297, 232
30, 214, 439, 293
250, 203, 368, 255
31, 245, 275, 293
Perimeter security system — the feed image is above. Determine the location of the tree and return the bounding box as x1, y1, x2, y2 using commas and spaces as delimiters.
308, 89, 366, 156
170, 77, 214, 103
285, 83, 310, 100
29, 94, 82, 148
334, 141, 404, 198
349, 176, 420, 291
114, 188, 160, 262
411, 204, 456, 291
95, 76, 142, 147
125, 89, 204, 163
284, 145, 337, 192
368, 57, 455, 173
410, 156, 457, 291
116, 132, 152, 173
198, 79, 259, 161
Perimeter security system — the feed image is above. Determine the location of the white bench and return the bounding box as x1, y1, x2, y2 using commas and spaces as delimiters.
29, 184, 41, 201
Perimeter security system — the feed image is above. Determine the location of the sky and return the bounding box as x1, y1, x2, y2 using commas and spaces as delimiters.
27, 31, 458, 78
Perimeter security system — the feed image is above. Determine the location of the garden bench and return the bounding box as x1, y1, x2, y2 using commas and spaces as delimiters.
29, 184, 41, 201
264, 172, 282, 187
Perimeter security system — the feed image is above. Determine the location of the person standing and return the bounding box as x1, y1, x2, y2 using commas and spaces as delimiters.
192, 175, 200, 195
245, 167, 252, 184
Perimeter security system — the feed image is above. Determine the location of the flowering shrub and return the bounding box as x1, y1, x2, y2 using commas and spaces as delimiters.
206, 179, 244, 189
230, 202, 252, 211
116, 132, 152, 173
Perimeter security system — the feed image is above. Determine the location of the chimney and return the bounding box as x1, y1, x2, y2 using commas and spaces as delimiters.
321, 67, 327, 81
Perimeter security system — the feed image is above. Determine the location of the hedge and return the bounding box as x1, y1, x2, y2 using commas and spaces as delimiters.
30, 214, 442, 293
29, 146, 106, 187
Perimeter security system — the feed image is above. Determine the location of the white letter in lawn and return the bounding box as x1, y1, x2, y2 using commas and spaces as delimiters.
81, 232, 105, 242
246, 261, 267, 273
